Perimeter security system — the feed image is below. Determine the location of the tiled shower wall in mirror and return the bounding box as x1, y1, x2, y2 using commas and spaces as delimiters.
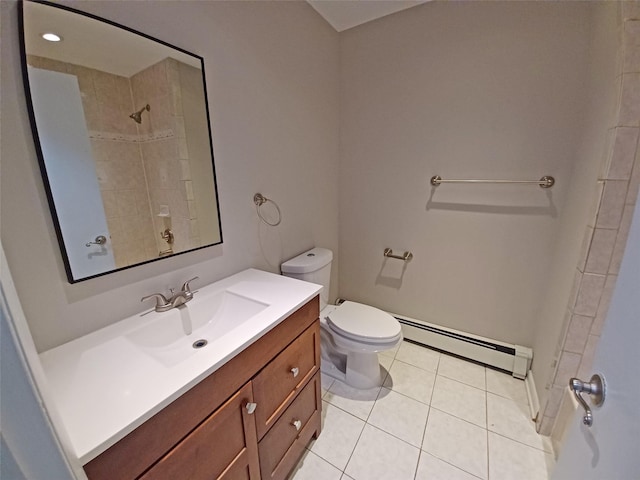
27, 55, 203, 267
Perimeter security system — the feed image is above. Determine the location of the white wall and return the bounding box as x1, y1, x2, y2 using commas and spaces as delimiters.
1, 0, 340, 352
532, 2, 619, 413
338, 1, 592, 347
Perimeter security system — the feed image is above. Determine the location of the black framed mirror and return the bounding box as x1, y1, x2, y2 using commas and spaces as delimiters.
19, 0, 223, 283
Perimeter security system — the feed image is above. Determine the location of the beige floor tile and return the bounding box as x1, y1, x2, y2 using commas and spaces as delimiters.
345, 424, 420, 480
395, 342, 440, 372
485, 369, 529, 405
487, 393, 553, 453
309, 401, 365, 470
367, 387, 430, 447
423, 408, 488, 480
324, 379, 381, 420
415, 452, 483, 480
289, 449, 342, 480
488, 432, 555, 480
383, 359, 436, 403
430, 375, 486, 427
437, 354, 486, 390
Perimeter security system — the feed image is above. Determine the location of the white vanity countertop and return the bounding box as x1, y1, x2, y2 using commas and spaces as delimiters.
39, 268, 321, 464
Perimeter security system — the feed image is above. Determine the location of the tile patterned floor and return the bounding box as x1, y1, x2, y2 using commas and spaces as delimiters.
289, 341, 555, 480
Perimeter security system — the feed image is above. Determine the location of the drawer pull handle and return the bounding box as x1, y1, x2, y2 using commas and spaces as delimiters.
292, 419, 302, 431
245, 402, 257, 415
291, 367, 299, 378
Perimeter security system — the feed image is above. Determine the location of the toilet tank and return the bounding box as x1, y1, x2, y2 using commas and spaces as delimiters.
281, 248, 332, 309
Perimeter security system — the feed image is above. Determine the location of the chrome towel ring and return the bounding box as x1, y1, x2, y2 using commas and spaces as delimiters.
253, 193, 282, 226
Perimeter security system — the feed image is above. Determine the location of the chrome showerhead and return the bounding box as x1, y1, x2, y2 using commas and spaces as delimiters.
129, 104, 150, 124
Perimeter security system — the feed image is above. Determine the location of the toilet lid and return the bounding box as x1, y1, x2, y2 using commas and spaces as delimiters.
327, 301, 401, 344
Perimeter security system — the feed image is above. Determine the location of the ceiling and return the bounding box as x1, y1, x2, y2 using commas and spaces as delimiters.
24, 2, 200, 78
307, 0, 430, 32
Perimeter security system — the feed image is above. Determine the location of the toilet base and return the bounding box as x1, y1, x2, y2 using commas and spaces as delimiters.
321, 351, 383, 389
345, 351, 382, 389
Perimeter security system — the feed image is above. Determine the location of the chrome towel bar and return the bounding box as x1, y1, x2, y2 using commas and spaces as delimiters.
430, 175, 555, 189
383, 248, 413, 261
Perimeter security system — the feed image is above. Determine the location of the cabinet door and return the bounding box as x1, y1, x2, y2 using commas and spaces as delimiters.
139, 382, 259, 480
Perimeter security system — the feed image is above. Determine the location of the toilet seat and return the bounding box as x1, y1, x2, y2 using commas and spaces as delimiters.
327, 301, 402, 344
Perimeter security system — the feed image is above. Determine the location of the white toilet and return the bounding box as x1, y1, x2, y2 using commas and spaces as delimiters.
281, 247, 403, 389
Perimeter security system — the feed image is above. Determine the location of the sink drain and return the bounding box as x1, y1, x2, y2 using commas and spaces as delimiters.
192, 339, 208, 349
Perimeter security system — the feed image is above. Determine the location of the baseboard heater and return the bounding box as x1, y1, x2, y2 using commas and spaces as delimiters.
392, 313, 532, 379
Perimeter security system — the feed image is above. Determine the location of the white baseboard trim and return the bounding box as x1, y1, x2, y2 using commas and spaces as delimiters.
525, 371, 540, 421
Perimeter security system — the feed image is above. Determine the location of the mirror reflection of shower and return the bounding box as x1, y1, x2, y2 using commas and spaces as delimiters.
129, 104, 150, 124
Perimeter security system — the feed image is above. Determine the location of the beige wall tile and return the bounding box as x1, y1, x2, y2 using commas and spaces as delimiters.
188, 200, 198, 220
563, 314, 593, 354
113, 75, 132, 109
592, 274, 617, 336
544, 385, 566, 418
606, 127, 639, 179
588, 181, 605, 228
150, 97, 173, 133
177, 138, 189, 159
189, 219, 200, 239
577, 335, 600, 379
100, 190, 118, 219
610, 204, 636, 272
574, 273, 606, 316
26, 55, 66, 73
623, 20, 640, 73
90, 139, 109, 164
584, 228, 617, 274
116, 190, 138, 217
106, 217, 124, 246
578, 226, 595, 272
596, 179, 629, 228
65, 63, 95, 97
184, 180, 194, 201
618, 72, 640, 126
567, 269, 583, 310
180, 160, 192, 181
135, 189, 153, 217
92, 70, 117, 105
174, 116, 186, 139
553, 351, 581, 387
82, 96, 101, 132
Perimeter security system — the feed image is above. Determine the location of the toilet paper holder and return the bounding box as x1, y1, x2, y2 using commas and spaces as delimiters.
383, 248, 413, 261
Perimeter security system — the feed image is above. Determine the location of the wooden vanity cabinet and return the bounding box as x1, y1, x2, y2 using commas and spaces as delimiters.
84, 296, 321, 480
139, 382, 259, 480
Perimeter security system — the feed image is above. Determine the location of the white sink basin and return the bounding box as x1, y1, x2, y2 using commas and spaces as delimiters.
39, 268, 322, 464
126, 290, 269, 367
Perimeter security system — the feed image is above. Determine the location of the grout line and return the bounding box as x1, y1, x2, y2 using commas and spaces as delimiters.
309, 344, 549, 480
420, 451, 486, 480
392, 356, 440, 375
341, 416, 367, 477
489, 430, 555, 455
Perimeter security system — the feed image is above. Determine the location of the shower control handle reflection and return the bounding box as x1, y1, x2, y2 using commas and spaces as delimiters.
85, 235, 107, 247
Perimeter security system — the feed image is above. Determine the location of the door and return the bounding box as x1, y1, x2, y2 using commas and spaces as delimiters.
28, 66, 115, 279
139, 382, 260, 480
552, 200, 640, 478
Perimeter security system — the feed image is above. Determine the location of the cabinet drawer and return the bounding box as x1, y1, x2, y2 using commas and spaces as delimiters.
253, 321, 320, 439
139, 382, 259, 480
258, 372, 321, 480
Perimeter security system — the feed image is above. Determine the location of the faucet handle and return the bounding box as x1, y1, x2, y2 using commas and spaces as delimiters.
181, 276, 199, 293
141, 293, 170, 309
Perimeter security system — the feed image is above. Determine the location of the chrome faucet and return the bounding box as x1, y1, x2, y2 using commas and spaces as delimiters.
141, 277, 199, 312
